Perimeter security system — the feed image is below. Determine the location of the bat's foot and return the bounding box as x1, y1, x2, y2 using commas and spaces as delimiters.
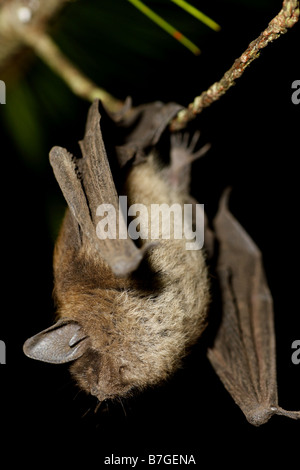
166, 131, 210, 191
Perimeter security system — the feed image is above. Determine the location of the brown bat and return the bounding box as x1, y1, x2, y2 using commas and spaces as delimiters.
23, 100, 210, 403
23, 98, 300, 426
22, 0, 300, 425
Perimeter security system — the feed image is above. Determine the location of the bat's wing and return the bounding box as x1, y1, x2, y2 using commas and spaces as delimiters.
207, 189, 300, 426
50, 101, 144, 277
113, 100, 183, 167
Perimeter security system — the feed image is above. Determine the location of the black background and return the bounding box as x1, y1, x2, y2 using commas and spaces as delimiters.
0, 0, 299, 467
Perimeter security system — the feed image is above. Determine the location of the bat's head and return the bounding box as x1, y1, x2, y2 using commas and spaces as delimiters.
23, 250, 165, 404
23, 312, 141, 403
23, 225, 209, 404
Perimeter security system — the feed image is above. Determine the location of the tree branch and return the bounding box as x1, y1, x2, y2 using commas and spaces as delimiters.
170, 0, 300, 131
0, 0, 123, 112
19, 27, 123, 111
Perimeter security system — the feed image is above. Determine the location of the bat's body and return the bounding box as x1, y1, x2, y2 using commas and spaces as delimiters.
23, 101, 210, 404
23, 100, 300, 424
53, 155, 209, 402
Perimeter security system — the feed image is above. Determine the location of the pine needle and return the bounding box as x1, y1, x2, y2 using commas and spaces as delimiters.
170, 0, 299, 130
170, 0, 221, 31
127, 0, 201, 55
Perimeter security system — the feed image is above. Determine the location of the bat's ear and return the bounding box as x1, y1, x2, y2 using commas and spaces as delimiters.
23, 319, 89, 364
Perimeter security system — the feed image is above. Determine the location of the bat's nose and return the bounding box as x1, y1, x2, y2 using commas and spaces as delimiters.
90, 383, 110, 403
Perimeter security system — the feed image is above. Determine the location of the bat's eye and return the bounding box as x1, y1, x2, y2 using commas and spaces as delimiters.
119, 365, 133, 384
119, 365, 128, 376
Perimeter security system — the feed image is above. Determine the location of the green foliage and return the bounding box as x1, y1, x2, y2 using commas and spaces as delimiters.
0, 0, 289, 238
1, 0, 279, 165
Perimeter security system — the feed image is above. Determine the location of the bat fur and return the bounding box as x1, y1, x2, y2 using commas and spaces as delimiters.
23, 103, 210, 404
55, 155, 209, 401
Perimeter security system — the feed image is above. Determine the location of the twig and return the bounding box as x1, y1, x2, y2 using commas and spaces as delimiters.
0, 0, 123, 112
170, 0, 300, 131
20, 28, 123, 112
0, 0, 67, 67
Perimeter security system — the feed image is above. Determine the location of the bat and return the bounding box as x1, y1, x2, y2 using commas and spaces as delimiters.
23, 99, 300, 425
23, 99, 210, 403
21, 0, 300, 424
